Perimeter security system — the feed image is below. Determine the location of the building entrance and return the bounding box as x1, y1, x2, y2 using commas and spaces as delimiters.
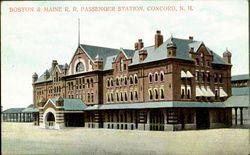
196, 109, 209, 129
45, 112, 55, 128
150, 110, 164, 131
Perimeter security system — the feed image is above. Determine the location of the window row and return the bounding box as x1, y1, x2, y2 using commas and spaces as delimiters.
68, 93, 94, 103
195, 72, 223, 83
36, 90, 44, 95
181, 85, 191, 99
67, 78, 94, 90
53, 72, 62, 82
148, 72, 164, 83
148, 88, 165, 100
195, 58, 211, 68
106, 91, 138, 103
106, 74, 138, 88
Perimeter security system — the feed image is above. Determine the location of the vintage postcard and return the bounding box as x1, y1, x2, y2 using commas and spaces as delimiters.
1, 1, 249, 155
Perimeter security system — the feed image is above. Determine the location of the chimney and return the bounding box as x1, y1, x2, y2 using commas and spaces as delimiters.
134, 42, 139, 50
155, 30, 163, 48
138, 39, 144, 50
139, 49, 148, 63
189, 36, 193, 41
52, 60, 58, 71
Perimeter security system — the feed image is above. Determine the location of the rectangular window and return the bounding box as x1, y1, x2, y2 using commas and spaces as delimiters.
201, 72, 205, 82
91, 93, 94, 102
207, 72, 210, 83
195, 71, 199, 81
219, 74, 222, 83
124, 64, 127, 71
88, 93, 90, 102
206, 61, 210, 67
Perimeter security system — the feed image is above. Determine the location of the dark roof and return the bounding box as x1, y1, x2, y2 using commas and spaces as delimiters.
232, 74, 249, 81
80, 44, 120, 70
2, 108, 25, 114
34, 64, 64, 84
85, 101, 225, 111
50, 98, 87, 111
130, 37, 229, 66
224, 96, 249, 107
34, 37, 229, 83
35, 68, 53, 84
232, 87, 249, 96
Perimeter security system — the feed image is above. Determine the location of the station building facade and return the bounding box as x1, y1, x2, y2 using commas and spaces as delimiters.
32, 30, 233, 130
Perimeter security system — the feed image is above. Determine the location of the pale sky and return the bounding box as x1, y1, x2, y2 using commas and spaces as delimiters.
1, 1, 248, 110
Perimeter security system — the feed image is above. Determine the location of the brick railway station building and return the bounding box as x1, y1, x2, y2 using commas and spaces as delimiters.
31, 30, 233, 131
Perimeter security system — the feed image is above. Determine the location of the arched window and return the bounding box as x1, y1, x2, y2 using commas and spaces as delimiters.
155, 73, 158, 82
71, 82, 74, 90
124, 92, 128, 101
214, 73, 218, 83
91, 78, 93, 87
187, 89, 191, 99
134, 75, 138, 85
149, 73, 152, 83
87, 79, 90, 88
134, 91, 138, 100
116, 78, 119, 86
155, 89, 158, 99
124, 77, 127, 86
110, 79, 114, 87
160, 72, 164, 82
120, 58, 123, 71
149, 89, 153, 100
130, 91, 133, 101
160, 89, 164, 99
116, 92, 119, 102
111, 93, 114, 102
181, 89, 185, 99
121, 93, 123, 101
130, 76, 133, 85
107, 79, 110, 87
76, 62, 84, 72
120, 77, 123, 86
107, 93, 110, 102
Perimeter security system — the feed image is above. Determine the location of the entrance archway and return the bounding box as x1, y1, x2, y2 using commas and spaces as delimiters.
45, 112, 55, 128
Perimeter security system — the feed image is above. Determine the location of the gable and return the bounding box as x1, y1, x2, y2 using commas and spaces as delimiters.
43, 99, 56, 112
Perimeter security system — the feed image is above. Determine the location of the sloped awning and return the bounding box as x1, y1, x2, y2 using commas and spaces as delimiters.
196, 86, 204, 97
181, 70, 187, 78
219, 88, 228, 97
207, 87, 215, 97
186, 71, 194, 78
201, 87, 210, 97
